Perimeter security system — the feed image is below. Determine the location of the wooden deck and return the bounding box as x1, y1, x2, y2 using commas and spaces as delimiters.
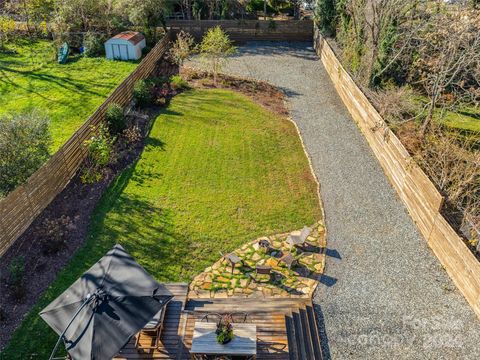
115, 284, 323, 359
116, 283, 189, 359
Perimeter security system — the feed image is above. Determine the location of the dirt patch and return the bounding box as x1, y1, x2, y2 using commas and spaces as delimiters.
0, 70, 291, 349
181, 67, 289, 117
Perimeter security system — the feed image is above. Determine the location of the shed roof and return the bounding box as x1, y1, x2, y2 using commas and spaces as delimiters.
111, 31, 145, 45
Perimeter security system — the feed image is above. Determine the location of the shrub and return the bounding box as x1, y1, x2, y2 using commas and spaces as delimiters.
37, 216, 73, 255
246, 0, 276, 14
8, 256, 25, 299
81, 125, 115, 184
371, 86, 419, 126
83, 31, 104, 57
170, 75, 190, 91
133, 80, 153, 107
0, 112, 51, 197
149, 76, 169, 88
122, 126, 142, 144
315, 0, 337, 36
0, 15, 15, 51
268, 19, 277, 30
416, 127, 480, 236
105, 103, 126, 134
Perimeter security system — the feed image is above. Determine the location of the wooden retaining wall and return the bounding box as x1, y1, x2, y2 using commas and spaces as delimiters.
313, 29, 480, 319
167, 19, 313, 42
0, 33, 172, 256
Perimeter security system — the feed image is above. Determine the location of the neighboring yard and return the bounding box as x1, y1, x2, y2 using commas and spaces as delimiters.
441, 108, 480, 133
1, 88, 321, 359
0, 39, 137, 152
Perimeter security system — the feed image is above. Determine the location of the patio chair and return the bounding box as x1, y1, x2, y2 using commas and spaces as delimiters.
279, 252, 298, 270
220, 251, 243, 274
230, 312, 249, 323
258, 238, 271, 254
286, 226, 311, 249
200, 312, 222, 324
249, 264, 272, 283
135, 298, 172, 350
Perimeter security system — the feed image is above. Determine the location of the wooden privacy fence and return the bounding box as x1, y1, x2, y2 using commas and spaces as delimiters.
313, 29, 480, 319
0, 33, 172, 257
167, 19, 313, 42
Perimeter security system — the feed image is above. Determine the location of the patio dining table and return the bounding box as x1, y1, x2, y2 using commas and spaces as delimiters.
190, 321, 257, 359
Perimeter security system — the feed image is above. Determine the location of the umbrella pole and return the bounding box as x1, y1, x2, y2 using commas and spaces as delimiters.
48, 293, 95, 360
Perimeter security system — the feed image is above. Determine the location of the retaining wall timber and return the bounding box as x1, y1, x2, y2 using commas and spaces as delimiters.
314, 29, 480, 319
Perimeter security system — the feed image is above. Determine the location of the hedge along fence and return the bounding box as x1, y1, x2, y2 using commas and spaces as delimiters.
313, 29, 480, 319
166, 19, 313, 42
0, 32, 173, 257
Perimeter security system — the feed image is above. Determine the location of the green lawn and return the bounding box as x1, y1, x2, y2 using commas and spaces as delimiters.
441, 107, 480, 133
0, 39, 137, 152
1, 88, 321, 359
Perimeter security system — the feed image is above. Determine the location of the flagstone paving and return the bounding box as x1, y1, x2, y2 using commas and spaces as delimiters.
189, 221, 326, 299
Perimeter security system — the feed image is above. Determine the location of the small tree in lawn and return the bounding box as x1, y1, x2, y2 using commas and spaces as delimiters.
168, 30, 195, 67
199, 26, 236, 86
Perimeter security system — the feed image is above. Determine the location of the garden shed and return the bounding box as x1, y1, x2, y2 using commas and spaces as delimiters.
105, 31, 146, 61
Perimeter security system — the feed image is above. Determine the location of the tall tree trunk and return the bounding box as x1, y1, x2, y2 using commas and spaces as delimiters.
185, 0, 192, 20
293, 1, 301, 20
21, 0, 32, 36
421, 71, 444, 138
421, 82, 440, 137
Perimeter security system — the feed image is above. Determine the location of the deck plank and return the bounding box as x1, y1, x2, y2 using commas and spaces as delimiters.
115, 287, 318, 360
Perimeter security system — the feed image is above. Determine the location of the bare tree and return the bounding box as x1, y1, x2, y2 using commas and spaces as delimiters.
179, 0, 192, 19
417, 125, 480, 237
411, 10, 480, 136
168, 30, 195, 66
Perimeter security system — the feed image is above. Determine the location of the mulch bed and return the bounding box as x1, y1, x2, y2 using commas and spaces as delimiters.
0, 68, 289, 350
181, 67, 289, 117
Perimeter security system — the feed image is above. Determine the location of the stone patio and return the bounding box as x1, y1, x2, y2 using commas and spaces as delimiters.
189, 221, 326, 299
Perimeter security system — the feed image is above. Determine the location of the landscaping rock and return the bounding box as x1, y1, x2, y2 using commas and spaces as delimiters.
251, 253, 261, 261
188, 223, 325, 299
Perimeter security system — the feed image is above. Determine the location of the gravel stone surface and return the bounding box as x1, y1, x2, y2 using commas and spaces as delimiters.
187, 42, 480, 359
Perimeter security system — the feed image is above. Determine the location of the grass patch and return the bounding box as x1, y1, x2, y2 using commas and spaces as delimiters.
0, 39, 137, 152
1, 88, 321, 359
414, 96, 480, 133
441, 107, 480, 133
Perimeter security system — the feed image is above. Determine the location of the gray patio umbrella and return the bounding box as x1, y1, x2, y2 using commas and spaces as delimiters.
40, 244, 173, 360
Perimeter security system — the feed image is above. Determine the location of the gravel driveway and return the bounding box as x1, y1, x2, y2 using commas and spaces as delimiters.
187, 42, 480, 359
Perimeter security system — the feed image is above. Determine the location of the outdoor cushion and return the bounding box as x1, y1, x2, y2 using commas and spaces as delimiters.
144, 307, 165, 329
287, 226, 311, 246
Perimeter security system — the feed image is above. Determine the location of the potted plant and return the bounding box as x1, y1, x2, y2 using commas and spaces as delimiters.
215, 314, 234, 344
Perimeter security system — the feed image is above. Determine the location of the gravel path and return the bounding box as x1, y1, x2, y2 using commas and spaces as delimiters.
187, 42, 480, 359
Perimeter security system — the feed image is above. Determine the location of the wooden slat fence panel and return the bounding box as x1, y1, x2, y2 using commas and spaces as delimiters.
0, 33, 173, 257
167, 19, 313, 42
314, 29, 480, 319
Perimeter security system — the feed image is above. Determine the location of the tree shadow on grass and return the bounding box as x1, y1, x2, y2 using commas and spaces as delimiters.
0, 64, 112, 98
159, 108, 184, 117
145, 137, 166, 151
89, 161, 216, 282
